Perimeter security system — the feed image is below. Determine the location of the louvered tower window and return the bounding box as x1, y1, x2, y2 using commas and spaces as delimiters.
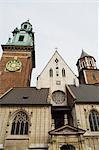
11, 111, 29, 135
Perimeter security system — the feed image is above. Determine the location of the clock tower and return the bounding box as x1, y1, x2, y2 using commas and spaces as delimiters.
0, 20, 35, 95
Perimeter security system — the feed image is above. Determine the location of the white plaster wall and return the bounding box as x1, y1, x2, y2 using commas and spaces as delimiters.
37, 51, 79, 93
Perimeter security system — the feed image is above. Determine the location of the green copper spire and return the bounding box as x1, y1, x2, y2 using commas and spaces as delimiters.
6, 20, 34, 46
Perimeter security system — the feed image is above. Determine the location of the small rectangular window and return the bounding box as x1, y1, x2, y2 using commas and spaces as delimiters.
56, 81, 61, 85
93, 73, 96, 80
18, 35, 24, 41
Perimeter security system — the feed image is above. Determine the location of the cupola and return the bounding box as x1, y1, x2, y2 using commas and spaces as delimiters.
6, 20, 34, 46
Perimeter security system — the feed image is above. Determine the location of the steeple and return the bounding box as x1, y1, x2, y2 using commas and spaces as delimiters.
2, 20, 35, 68
0, 20, 35, 95
6, 20, 34, 46
76, 50, 96, 73
80, 50, 91, 58
76, 50, 99, 84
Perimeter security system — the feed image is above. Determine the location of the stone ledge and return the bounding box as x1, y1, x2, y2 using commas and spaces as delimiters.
6, 135, 29, 140
29, 144, 48, 148
84, 131, 99, 137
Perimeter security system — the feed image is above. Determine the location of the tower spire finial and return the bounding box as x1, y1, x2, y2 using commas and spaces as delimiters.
54, 47, 58, 52
27, 18, 30, 22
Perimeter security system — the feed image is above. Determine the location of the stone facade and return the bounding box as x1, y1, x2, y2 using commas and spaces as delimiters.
74, 104, 99, 150
0, 105, 51, 150
66, 84, 99, 150
0, 21, 99, 150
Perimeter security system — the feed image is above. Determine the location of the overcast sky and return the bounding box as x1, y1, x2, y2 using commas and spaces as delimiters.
0, 0, 98, 86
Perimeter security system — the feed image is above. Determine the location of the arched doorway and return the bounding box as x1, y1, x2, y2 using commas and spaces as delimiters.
61, 144, 75, 150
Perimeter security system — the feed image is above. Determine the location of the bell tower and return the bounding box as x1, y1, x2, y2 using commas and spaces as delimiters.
76, 50, 99, 84
0, 20, 35, 95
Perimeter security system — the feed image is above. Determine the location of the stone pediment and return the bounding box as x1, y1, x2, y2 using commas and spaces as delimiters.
49, 124, 85, 135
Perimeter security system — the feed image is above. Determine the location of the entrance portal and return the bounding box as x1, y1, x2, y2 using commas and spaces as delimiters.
61, 144, 75, 150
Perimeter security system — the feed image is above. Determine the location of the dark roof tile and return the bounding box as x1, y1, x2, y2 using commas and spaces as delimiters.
0, 87, 50, 105
68, 84, 99, 103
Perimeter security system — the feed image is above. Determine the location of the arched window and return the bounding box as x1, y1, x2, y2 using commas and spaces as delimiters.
11, 111, 29, 135
82, 61, 86, 68
61, 144, 75, 150
89, 60, 93, 67
89, 110, 99, 131
49, 68, 53, 77
62, 68, 65, 77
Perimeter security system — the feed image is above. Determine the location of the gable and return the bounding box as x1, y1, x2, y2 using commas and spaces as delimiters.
49, 124, 85, 135
37, 51, 79, 91
38, 51, 76, 76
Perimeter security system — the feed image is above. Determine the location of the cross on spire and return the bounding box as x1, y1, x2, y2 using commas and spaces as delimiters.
55, 47, 58, 51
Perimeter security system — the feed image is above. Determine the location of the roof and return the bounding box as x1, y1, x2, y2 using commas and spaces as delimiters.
76, 50, 96, 65
68, 84, 99, 103
0, 87, 50, 105
80, 50, 91, 58
37, 50, 78, 78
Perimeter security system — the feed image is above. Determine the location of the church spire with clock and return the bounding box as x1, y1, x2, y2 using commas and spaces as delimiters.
0, 20, 35, 95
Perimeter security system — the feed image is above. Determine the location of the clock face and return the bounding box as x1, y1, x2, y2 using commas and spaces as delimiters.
52, 91, 65, 104
6, 59, 22, 72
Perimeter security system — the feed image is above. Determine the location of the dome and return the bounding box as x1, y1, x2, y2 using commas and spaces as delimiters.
21, 20, 32, 32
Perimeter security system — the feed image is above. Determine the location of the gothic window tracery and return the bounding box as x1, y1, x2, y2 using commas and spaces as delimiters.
89, 110, 99, 131
11, 111, 29, 135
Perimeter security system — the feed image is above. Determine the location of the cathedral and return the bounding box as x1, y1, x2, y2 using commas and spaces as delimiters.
0, 21, 99, 150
